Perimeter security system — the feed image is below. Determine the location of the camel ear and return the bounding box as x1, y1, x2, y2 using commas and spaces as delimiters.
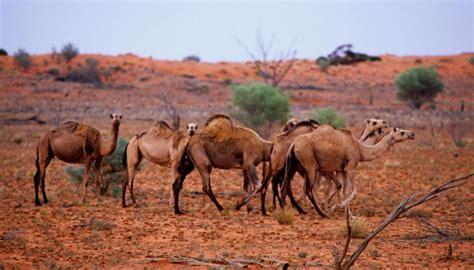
196, 124, 198, 130
119, 115, 122, 120
366, 119, 370, 124
393, 127, 396, 132
109, 113, 113, 119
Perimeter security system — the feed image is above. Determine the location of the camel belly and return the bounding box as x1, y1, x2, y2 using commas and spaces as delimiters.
205, 144, 242, 169
139, 141, 171, 166
50, 134, 85, 163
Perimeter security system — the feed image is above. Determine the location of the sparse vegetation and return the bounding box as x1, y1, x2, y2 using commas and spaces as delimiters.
274, 206, 295, 225
339, 217, 369, 239
313, 107, 346, 128
395, 66, 444, 109
183, 55, 201, 63
230, 82, 289, 135
0, 48, 8, 56
46, 67, 61, 77
316, 57, 330, 72
60, 43, 79, 63
65, 138, 128, 194
469, 56, 474, 65
62, 57, 101, 84
14, 49, 32, 70
406, 208, 433, 219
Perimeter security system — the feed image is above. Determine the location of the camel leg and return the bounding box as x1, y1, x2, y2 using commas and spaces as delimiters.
243, 173, 254, 213
121, 171, 129, 207
93, 158, 103, 199
304, 170, 328, 218
260, 170, 277, 215
81, 159, 93, 204
235, 165, 260, 211
172, 161, 194, 215
34, 139, 53, 206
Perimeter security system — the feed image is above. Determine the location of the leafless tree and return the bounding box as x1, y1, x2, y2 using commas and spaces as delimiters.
334, 173, 473, 270
238, 31, 297, 87
158, 93, 180, 129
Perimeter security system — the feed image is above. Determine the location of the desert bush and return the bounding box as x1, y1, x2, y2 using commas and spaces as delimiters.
313, 107, 346, 128
182, 55, 201, 63
64, 138, 128, 193
102, 68, 112, 81
316, 56, 330, 72
395, 66, 444, 109
60, 43, 79, 63
339, 218, 369, 238
0, 48, 7, 56
469, 57, 474, 65
274, 206, 295, 225
63, 57, 101, 84
14, 49, 32, 70
230, 82, 290, 132
46, 67, 60, 77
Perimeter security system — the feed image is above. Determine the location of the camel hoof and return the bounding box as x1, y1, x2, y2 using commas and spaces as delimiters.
35, 201, 42, 206
122, 203, 128, 208
175, 210, 183, 215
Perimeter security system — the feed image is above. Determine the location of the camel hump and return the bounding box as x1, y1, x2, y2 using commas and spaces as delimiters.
58, 121, 80, 132
204, 114, 234, 127
339, 129, 354, 136
149, 121, 176, 138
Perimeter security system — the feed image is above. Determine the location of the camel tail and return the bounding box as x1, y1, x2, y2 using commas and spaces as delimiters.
282, 143, 298, 200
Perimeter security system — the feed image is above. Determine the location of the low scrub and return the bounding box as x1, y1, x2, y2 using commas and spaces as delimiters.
314, 107, 346, 128
340, 218, 369, 239
274, 206, 295, 225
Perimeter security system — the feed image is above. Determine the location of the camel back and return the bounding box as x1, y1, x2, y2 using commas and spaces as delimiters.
149, 121, 176, 139
277, 120, 318, 139
58, 121, 101, 151
201, 114, 263, 142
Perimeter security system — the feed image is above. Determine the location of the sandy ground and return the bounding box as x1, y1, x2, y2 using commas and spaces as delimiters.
0, 53, 473, 269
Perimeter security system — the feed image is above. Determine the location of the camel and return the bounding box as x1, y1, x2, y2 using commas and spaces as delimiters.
281, 125, 415, 215
260, 118, 388, 215
358, 119, 387, 144
283, 118, 299, 131
172, 114, 273, 214
121, 121, 197, 207
34, 113, 122, 205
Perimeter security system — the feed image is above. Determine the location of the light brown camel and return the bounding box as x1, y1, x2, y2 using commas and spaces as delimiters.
121, 121, 197, 207
358, 118, 388, 144
281, 125, 415, 215
34, 113, 122, 205
283, 118, 299, 131
260, 118, 388, 215
172, 114, 273, 214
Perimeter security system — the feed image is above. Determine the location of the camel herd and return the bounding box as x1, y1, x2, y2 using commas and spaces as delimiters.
33, 113, 415, 217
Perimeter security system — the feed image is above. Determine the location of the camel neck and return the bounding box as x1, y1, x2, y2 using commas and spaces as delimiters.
100, 123, 120, 156
358, 134, 393, 161
359, 127, 374, 143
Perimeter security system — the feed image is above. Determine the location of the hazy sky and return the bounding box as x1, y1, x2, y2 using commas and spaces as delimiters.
1, 0, 473, 62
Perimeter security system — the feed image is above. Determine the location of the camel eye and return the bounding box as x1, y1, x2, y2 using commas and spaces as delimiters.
401, 131, 405, 136
372, 122, 376, 125
119, 115, 122, 119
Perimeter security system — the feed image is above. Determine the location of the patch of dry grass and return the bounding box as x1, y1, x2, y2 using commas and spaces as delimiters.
340, 217, 370, 239
274, 206, 295, 225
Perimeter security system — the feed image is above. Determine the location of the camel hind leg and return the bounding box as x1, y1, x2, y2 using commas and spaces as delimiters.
122, 139, 141, 207
34, 134, 54, 206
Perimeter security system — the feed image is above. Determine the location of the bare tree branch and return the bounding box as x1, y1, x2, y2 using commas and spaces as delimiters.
335, 173, 473, 270
157, 93, 180, 129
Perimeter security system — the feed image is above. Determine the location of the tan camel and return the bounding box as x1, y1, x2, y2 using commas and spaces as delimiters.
260, 118, 388, 215
121, 121, 196, 207
281, 125, 415, 215
358, 119, 388, 143
172, 114, 273, 214
34, 113, 122, 205
283, 118, 299, 131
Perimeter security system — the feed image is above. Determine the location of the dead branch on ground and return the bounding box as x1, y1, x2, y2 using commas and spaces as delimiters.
334, 173, 473, 270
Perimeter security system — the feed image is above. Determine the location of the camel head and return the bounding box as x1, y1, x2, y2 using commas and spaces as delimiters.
366, 118, 388, 132
388, 127, 415, 143
283, 118, 299, 131
187, 122, 198, 136
109, 113, 122, 127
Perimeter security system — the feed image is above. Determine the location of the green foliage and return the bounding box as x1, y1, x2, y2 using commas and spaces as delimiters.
469, 57, 474, 65
316, 56, 330, 72
395, 66, 444, 109
0, 48, 8, 56
64, 137, 128, 196
14, 49, 32, 70
313, 107, 346, 128
454, 140, 466, 148
230, 82, 290, 130
64, 57, 101, 84
60, 43, 79, 63
46, 67, 60, 77
182, 55, 201, 63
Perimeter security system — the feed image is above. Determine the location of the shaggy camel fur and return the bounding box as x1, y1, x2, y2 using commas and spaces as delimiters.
172, 114, 273, 214
34, 113, 122, 205
281, 125, 415, 215
121, 121, 196, 207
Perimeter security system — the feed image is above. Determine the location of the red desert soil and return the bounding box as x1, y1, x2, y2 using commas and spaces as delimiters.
0, 53, 473, 268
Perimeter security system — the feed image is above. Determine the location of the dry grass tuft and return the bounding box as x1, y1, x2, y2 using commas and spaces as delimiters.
383, 159, 401, 168
340, 218, 370, 239
274, 206, 295, 225
406, 208, 433, 219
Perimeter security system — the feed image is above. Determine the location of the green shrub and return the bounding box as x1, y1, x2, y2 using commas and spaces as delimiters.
469, 57, 474, 65
0, 48, 7, 56
46, 67, 60, 77
316, 56, 330, 72
230, 82, 290, 131
64, 138, 128, 194
313, 107, 346, 128
60, 43, 79, 63
14, 49, 32, 70
395, 66, 444, 109
63, 57, 101, 84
